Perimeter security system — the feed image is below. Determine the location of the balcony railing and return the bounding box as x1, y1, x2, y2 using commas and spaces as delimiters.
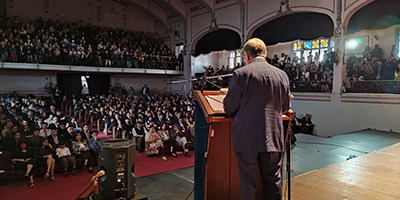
343, 80, 400, 94
290, 80, 333, 93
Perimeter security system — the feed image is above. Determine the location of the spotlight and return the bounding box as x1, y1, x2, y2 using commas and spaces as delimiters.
347, 40, 358, 49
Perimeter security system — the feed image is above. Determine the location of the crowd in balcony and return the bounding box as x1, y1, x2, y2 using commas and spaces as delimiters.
0, 87, 194, 188
343, 44, 400, 93
267, 52, 334, 93
0, 16, 181, 69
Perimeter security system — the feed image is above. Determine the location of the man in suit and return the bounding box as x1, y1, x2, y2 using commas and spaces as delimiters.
223, 38, 291, 200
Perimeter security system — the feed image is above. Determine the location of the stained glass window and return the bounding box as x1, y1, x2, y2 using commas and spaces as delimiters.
304, 42, 312, 49
236, 50, 241, 65
312, 40, 319, 48
320, 39, 328, 47
228, 52, 234, 68
292, 38, 332, 63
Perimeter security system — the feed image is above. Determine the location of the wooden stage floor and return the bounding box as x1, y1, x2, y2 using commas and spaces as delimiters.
284, 142, 400, 200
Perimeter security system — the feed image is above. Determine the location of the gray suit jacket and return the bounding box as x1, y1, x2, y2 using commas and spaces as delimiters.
223, 57, 291, 153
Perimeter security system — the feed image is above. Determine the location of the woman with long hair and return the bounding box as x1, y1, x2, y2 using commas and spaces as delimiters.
145, 126, 167, 160
71, 132, 94, 173
158, 123, 176, 157
35, 138, 56, 182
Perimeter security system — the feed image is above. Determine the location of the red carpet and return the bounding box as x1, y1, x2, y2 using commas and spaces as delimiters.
135, 150, 194, 177
0, 167, 99, 200
0, 151, 194, 199
0, 113, 194, 199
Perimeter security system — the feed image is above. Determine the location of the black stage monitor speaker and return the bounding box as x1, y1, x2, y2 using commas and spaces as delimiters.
98, 139, 136, 200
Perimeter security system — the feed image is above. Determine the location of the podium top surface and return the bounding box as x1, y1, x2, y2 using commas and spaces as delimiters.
99, 139, 134, 148
205, 95, 225, 112
194, 90, 294, 123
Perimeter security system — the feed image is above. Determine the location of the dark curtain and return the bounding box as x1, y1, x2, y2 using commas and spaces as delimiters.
86, 74, 110, 96
57, 73, 83, 100
348, 0, 400, 34
252, 13, 334, 46
195, 29, 241, 56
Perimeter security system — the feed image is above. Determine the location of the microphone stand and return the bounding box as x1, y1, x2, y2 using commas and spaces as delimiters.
76, 170, 105, 200
284, 110, 295, 200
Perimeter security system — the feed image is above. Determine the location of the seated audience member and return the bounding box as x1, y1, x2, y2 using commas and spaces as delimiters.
56, 141, 77, 177
55, 110, 66, 122
35, 138, 56, 182
301, 114, 315, 135
39, 123, 52, 137
132, 122, 145, 152
1, 121, 12, 149
291, 113, 308, 134
57, 123, 68, 141
177, 118, 189, 131
170, 125, 191, 157
28, 129, 42, 150
80, 124, 91, 141
48, 128, 60, 149
68, 117, 82, 131
5, 125, 18, 141
157, 123, 176, 157
122, 118, 133, 138
71, 132, 94, 173
145, 125, 167, 161
11, 140, 35, 188
88, 131, 103, 154
44, 114, 55, 125
4, 132, 22, 152
64, 126, 75, 143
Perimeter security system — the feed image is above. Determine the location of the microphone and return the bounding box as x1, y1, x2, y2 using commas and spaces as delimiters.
93, 170, 105, 180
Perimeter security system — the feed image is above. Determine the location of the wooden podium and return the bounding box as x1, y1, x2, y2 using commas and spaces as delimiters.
193, 90, 294, 200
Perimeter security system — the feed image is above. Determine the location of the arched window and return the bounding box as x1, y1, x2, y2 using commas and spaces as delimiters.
227, 50, 243, 69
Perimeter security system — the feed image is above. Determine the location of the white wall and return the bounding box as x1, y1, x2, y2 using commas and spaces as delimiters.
292, 94, 400, 137
6, 0, 155, 32
192, 51, 228, 76
345, 24, 400, 59
111, 74, 184, 95
267, 42, 293, 58
0, 69, 56, 96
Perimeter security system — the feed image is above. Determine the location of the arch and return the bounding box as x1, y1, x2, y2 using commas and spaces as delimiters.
193, 28, 241, 56
191, 26, 242, 54
346, 0, 400, 34
250, 12, 334, 46
130, 0, 168, 27
246, 9, 335, 41
343, 0, 375, 28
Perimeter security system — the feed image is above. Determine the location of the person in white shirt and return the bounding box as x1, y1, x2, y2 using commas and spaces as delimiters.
44, 114, 54, 125
40, 123, 52, 137
81, 84, 89, 96
56, 141, 76, 177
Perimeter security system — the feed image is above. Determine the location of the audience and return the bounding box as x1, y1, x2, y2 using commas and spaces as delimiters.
0, 16, 180, 70
344, 44, 400, 93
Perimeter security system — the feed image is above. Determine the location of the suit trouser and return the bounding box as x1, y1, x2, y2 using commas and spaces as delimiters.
235, 152, 282, 200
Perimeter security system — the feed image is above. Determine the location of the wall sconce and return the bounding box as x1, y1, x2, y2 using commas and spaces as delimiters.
374, 34, 379, 41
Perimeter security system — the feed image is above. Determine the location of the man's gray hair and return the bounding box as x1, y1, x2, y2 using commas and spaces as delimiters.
242, 38, 267, 58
